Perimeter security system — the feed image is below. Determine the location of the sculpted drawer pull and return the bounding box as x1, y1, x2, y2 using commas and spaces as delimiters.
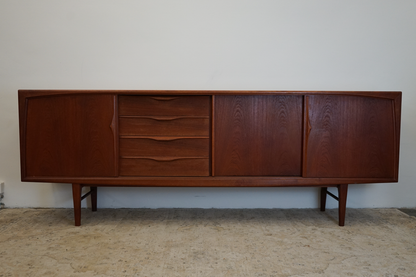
149, 116, 183, 121
145, 137, 181, 141
150, 97, 179, 101
121, 156, 205, 162
146, 157, 186, 162
129, 116, 187, 121
119, 136, 208, 140
120, 116, 208, 120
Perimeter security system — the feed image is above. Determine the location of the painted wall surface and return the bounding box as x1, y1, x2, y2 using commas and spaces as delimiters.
1, 0, 415, 209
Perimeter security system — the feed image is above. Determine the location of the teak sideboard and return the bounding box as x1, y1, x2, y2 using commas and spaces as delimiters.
18, 90, 402, 226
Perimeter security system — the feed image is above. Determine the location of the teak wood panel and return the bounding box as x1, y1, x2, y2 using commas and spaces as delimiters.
120, 138, 209, 157
120, 158, 209, 176
119, 117, 209, 137
304, 95, 396, 178
214, 95, 303, 176
119, 95, 210, 116
24, 94, 117, 177
118, 95, 211, 177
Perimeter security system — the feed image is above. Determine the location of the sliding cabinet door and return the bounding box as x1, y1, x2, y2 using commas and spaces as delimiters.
304, 95, 396, 178
23, 94, 117, 178
214, 95, 303, 176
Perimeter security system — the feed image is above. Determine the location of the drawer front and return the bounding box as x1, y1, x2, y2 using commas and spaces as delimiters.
120, 138, 209, 157
119, 96, 210, 116
120, 158, 209, 176
119, 117, 209, 136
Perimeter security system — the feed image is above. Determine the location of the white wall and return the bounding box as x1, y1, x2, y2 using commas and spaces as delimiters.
1, 0, 415, 209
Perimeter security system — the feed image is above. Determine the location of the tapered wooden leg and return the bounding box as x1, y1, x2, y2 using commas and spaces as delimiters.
91, 186, 97, 212
72, 183, 82, 226
320, 187, 328, 211
337, 184, 348, 226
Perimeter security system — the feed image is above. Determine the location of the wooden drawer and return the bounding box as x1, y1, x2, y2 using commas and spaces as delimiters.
120, 157, 209, 176
120, 138, 209, 157
119, 96, 210, 116
119, 117, 209, 136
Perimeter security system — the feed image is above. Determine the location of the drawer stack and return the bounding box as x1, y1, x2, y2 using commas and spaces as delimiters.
118, 96, 210, 176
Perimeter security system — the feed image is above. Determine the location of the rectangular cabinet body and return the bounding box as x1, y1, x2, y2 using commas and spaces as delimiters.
19, 90, 401, 226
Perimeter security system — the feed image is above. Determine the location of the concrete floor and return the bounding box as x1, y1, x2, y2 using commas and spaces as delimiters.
0, 208, 415, 276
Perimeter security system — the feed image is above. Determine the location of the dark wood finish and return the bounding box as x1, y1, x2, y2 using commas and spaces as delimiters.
320, 187, 327, 212
120, 138, 209, 157
305, 95, 396, 178
119, 95, 210, 116
214, 95, 303, 176
338, 184, 348, 226
72, 184, 82, 226
91, 186, 97, 212
319, 185, 348, 226
18, 90, 401, 226
211, 96, 216, 176
118, 95, 211, 177
72, 184, 97, 226
120, 157, 209, 176
119, 117, 209, 137
18, 89, 401, 98
302, 96, 311, 177
23, 94, 117, 177
21, 176, 398, 186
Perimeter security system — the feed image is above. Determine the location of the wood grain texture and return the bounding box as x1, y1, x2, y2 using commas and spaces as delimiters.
120, 138, 209, 157
23, 176, 398, 187
19, 89, 401, 99
119, 117, 209, 137
72, 184, 82, 226
338, 184, 348, 226
305, 95, 396, 178
120, 158, 209, 176
119, 96, 210, 116
214, 95, 303, 176
18, 90, 401, 226
19, 91, 401, 182
24, 94, 117, 177
210, 96, 215, 176
118, 95, 211, 177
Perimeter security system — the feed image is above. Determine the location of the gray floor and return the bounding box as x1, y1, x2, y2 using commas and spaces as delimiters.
1, 208, 415, 276
399, 208, 416, 217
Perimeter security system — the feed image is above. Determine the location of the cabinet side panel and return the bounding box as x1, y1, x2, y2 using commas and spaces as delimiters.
214, 95, 303, 176
25, 94, 117, 177
305, 95, 395, 178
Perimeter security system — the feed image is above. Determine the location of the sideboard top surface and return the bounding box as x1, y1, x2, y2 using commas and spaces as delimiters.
18, 90, 401, 100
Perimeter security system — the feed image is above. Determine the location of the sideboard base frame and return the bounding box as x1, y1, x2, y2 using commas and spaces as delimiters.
72, 183, 349, 227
